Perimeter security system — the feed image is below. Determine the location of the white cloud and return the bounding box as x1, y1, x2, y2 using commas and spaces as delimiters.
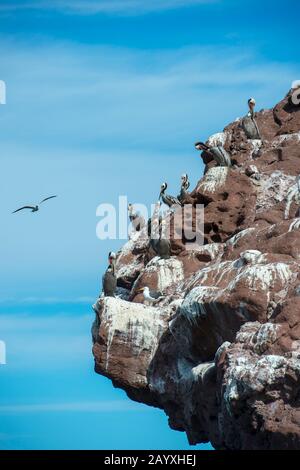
0, 0, 217, 16
0, 400, 143, 413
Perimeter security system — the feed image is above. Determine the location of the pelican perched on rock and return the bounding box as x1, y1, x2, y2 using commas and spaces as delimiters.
154, 238, 171, 259
241, 97, 261, 140
178, 173, 190, 203
148, 210, 171, 259
248, 97, 256, 117
138, 286, 163, 305
102, 251, 117, 297
128, 203, 145, 232
12, 195, 57, 214
150, 224, 171, 259
195, 142, 231, 167
159, 183, 182, 208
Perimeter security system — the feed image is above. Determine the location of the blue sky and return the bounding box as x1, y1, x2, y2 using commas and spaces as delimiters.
0, 0, 299, 450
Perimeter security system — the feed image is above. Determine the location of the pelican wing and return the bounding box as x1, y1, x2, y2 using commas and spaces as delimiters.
12, 206, 35, 213
149, 290, 163, 299
169, 195, 181, 206
39, 195, 57, 204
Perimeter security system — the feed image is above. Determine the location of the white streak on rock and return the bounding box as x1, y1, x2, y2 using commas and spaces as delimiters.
223, 353, 296, 416
240, 250, 263, 265
198, 167, 229, 194
102, 298, 166, 370
190, 242, 224, 260
285, 180, 300, 220
236, 321, 279, 354
207, 132, 228, 147
144, 257, 185, 292
249, 139, 263, 157
289, 218, 300, 232
181, 260, 295, 324
257, 171, 295, 213
234, 263, 292, 291
270, 132, 300, 148
116, 257, 142, 280
191, 361, 215, 381
181, 286, 220, 323
227, 228, 256, 246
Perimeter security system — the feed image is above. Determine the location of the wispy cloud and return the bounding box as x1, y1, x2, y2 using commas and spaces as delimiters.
0, 312, 91, 369
0, 312, 90, 331
0, 40, 296, 154
0, 0, 217, 16
0, 400, 143, 413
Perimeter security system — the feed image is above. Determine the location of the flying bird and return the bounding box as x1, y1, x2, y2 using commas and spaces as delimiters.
12, 196, 58, 214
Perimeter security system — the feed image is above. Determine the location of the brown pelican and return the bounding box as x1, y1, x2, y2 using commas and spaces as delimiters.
248, 97, 256, 117
241, 98, 261, 139
127, 203, 145, 231
150, 234, 171, 259
157, 219, 170, 259
195, 142, 231, 167
159, 183, 181, 208
102, 252, 117, 297
178, 173, 190, 202
12, 196, 57, 214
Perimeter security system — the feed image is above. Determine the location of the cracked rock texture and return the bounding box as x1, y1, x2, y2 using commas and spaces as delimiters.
92, 90, 300, 449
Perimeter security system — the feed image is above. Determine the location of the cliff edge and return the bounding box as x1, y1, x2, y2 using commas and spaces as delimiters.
92, 90, 300, 450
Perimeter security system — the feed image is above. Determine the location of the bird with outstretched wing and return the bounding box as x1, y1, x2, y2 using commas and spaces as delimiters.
12, 196, 58, 214
39, 195, 58, 204
12, 206, 37, 214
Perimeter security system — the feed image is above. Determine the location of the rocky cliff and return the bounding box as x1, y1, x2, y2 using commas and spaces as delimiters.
92, 90, 300, 450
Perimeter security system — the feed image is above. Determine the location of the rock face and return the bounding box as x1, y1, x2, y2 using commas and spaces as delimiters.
92, 90, 300, 450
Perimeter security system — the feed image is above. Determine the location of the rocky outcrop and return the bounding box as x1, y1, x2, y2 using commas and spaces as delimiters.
92, 90, 300, 450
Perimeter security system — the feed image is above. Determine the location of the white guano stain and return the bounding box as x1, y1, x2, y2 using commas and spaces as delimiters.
270, 132, 300, 148
102, 298, 167, 371
198, 167, 229, 194
181, 261, 295, 321
144, 257, 185, 292
249, 139, 263, 157
227, 228, 256, 246
207, 131, 228, 147
289, 218, 300, 232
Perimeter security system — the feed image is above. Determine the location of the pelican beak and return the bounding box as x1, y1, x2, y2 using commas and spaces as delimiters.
136, 288, 144, 293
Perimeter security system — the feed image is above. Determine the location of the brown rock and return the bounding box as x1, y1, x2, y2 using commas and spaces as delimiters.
92, 91, 300, 449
